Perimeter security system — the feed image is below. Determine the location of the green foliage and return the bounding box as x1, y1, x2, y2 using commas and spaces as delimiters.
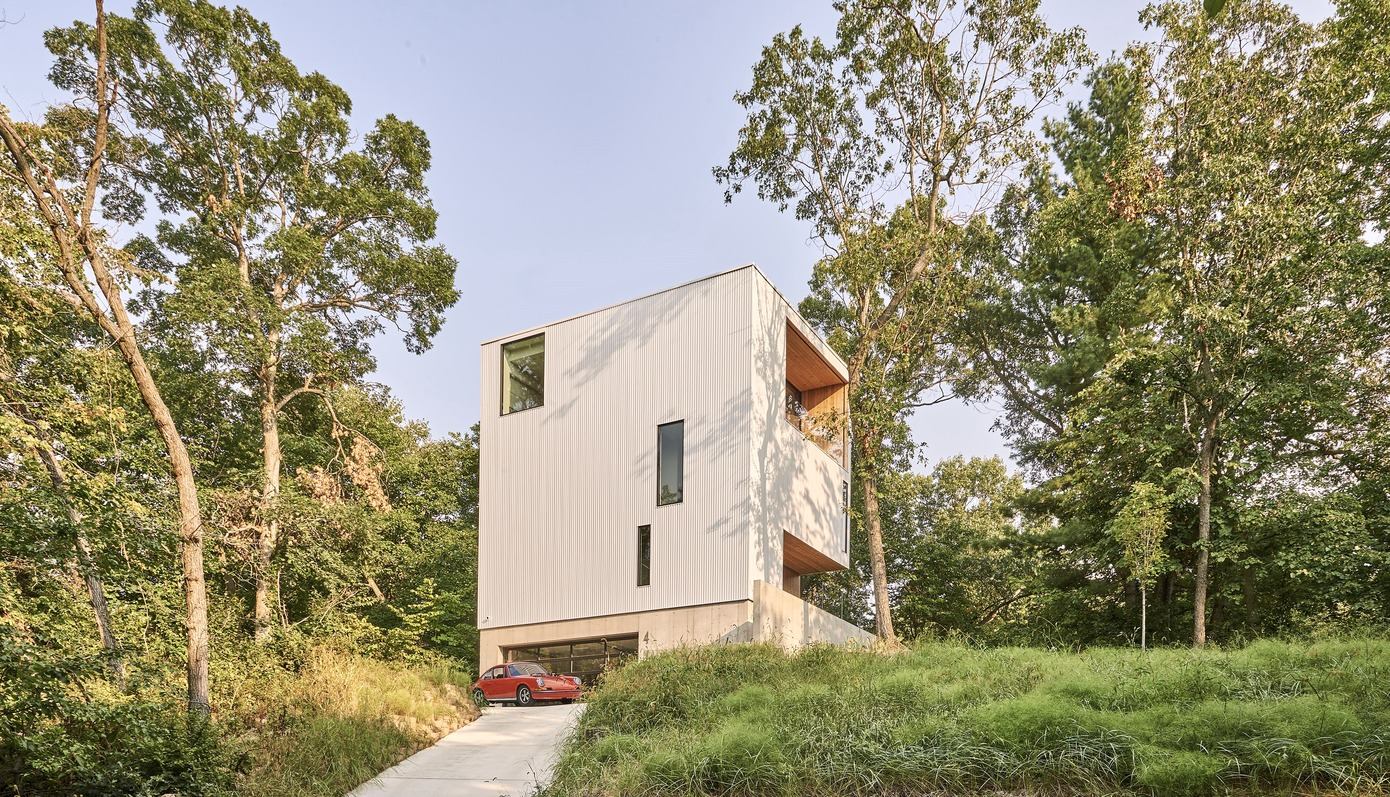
1111, 482, 1173, 593
951, 0, 1390, 648
0, 628, 230, 796
879, 456, 1041, 639
720, 0, 1094, 639
2, 0, 477, 788
0, 622, 476, 797
548, 639, 1390, 796
40, 0, 461, 643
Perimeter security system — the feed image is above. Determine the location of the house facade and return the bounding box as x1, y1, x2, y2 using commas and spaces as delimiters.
477, 265, 874, 680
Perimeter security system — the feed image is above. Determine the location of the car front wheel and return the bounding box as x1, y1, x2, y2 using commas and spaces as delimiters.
516, 685, 534, 707
472, 687, 488, 706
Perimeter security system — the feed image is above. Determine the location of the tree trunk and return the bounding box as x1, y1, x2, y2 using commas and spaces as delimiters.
859, 466, 896, 643
34, 441, 126, 686
254, 359, 281, 641
0, 0, 210, 715
1140, 584, 1148, 651
125, 340, 212, 713
103, 321, 211, 712
1242, 566, 1259, 634
1192, 419, 1216, 648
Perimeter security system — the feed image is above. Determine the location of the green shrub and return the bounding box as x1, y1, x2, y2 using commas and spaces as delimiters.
0, 630, 231, 796
0, 626, 477, 797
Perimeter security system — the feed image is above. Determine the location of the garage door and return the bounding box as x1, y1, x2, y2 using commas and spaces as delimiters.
505, 635, 638, 684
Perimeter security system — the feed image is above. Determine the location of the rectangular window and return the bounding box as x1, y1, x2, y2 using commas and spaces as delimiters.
656, 420, 684, 505
842, 480, 850, 553
500, 333, 544, 414
637, 525, 651, 586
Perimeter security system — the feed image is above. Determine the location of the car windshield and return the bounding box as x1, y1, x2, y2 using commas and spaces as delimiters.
510, 662, 547, 676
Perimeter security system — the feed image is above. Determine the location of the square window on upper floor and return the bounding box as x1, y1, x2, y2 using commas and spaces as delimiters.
501, 333, 544, 414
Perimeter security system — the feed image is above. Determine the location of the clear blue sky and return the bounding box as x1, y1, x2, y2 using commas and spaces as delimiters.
0, 0, 1329, 469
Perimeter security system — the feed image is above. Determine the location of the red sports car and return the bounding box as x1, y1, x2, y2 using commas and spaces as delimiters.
471, 661, 582, 706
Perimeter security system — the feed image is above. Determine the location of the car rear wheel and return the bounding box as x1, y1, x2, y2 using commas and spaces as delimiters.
516, 685, 534, 707
472, 687, 488, 706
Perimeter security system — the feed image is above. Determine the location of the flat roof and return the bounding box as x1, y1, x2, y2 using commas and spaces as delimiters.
479, 263, 848, 374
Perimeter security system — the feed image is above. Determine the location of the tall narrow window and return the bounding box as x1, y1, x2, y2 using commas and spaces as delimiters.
656, 420, 684, 505
637, 525, 651, 586
500, 334, 544, 414
842, 480, 850, 552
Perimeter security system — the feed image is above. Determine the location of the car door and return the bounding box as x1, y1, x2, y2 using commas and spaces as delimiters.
502, 664, 528, 699
481, 665, 509, 700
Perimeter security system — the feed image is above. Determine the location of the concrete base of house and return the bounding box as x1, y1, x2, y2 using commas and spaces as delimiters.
478, 580, 875, 672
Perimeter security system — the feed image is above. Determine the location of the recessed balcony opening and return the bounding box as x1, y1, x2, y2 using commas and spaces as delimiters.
784, 322, 848, 467
783, 531, 844, 599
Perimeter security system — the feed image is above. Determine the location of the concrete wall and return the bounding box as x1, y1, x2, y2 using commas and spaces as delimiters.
751, 580, 877, 650
479, 585, 873, 673
478, 600, 754, 671
748, 275, 852, 590
478, 268, 757, 631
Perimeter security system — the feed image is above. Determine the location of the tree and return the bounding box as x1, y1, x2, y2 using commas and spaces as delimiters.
0, 237, 127, 684
966, 0, 1385, 648
956, 59, 1156, 479
881, 456, 1038, 639
1109, 482, 1172, 650
717, 0, 1090, 641
0, 1, 212, 713
46, 0, 460, 639
1114, 0, 1377, 646
956, 60, 1178, 645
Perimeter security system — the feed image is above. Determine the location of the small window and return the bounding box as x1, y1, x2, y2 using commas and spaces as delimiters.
656, 420, 684, 505
637, 525, 651, 586
501, 334, 544, 414
841, 480, 850, 552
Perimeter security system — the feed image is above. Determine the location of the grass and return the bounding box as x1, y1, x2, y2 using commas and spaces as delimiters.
227, 647, 480, 797
0, 637, 478, 796
545, 638, 1390, 796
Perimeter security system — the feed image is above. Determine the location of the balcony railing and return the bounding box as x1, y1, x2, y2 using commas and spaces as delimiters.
785, 399, 847, 468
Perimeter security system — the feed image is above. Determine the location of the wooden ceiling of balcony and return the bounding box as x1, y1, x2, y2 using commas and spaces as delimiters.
786, 323, 845, 391
783, 530, 844, 575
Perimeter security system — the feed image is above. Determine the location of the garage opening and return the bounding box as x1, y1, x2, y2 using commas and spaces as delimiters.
505, 635, 638, 683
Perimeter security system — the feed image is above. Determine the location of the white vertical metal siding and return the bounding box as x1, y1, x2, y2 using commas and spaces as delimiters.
748, 275, 852, 587
478, 268, 756, 630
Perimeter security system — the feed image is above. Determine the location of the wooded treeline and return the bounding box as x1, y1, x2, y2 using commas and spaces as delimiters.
2, 1, 477, 791
728, 0, 1390, 649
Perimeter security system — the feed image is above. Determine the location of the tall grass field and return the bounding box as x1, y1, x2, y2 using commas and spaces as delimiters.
546, 639, 1390, 796
230, 647, 480, 796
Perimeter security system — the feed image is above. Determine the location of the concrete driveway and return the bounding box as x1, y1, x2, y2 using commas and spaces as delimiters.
349, 703, 585, 797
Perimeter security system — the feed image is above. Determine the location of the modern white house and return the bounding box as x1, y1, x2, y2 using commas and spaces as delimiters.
477, 265, 875, 680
